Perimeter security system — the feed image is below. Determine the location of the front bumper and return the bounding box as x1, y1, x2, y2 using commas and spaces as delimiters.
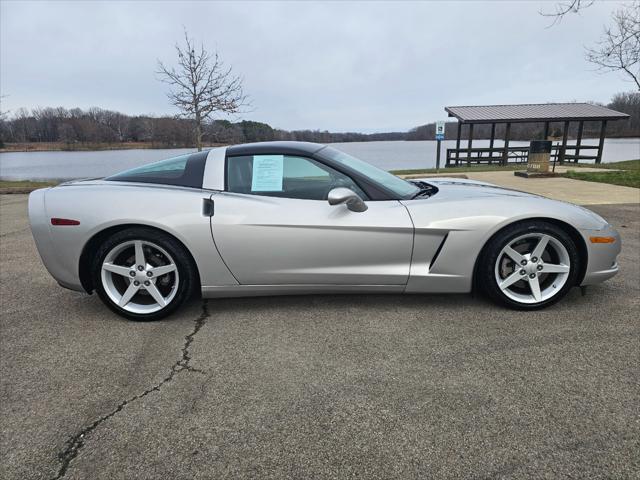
580, 225, 621, 286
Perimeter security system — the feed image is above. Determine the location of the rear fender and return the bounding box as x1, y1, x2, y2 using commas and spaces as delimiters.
31, 184, 238, 292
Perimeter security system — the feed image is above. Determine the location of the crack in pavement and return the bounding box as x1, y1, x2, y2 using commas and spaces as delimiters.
50, 300, 209, 480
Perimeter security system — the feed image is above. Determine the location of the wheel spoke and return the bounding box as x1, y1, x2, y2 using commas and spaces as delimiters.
495, 231, 571, 305
529, 276, 542, 302
134, 240, 146, 267
504, 246, 524, 264
102, 262, 132, 277
102, 239, 179, 314
541, 263, 570, 273
499, 271, 523, 290
150, 264, 176, 277
144, 283, 167, 307
532, 235, 550, 259
118, 282, 140, 307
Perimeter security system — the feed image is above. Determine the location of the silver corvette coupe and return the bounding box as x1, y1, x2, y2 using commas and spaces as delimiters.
29, 141, 620, 320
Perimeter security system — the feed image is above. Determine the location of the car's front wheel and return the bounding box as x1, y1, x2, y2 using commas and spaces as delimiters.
479, 221, 581, 310
92, 228, 197, 321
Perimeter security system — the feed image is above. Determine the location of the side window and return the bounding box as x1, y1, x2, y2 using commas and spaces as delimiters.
106, 151, 208, 188
226, 155, 367, 200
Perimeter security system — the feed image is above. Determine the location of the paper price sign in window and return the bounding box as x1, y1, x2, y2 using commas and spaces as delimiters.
251, 155, 284, 191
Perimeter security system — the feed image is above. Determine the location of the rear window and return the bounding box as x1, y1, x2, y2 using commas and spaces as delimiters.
106, 151, 208, 188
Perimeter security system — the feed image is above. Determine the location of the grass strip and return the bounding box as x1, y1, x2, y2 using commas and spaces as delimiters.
563, 169, 640, 188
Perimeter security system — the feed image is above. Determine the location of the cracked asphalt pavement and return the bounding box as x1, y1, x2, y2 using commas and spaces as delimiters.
1, 194, 639, 479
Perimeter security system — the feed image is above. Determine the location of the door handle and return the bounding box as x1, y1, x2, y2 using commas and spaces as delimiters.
202, 198, 215, 217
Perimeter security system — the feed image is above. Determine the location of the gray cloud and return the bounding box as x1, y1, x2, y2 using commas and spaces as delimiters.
0, 0, 633, 132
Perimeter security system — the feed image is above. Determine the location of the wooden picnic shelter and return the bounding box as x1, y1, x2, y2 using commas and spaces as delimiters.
444, 103, 630, 166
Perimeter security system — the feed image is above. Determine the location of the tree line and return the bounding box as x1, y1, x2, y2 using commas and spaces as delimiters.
0, 92, 637, 149
0, 108, 405, 147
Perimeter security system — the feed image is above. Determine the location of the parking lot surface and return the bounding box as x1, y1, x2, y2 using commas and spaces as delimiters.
1, 194, 638, 479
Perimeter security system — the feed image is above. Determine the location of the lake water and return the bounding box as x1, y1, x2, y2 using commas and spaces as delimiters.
0, 138, 638, 181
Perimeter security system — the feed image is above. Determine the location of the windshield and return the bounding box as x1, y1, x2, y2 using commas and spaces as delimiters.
317, 146, 419, 199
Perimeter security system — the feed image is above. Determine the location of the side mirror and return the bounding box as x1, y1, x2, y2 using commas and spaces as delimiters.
327, 188, 368, 212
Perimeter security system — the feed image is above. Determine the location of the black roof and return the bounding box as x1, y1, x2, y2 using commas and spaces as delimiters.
445, 103, 630, 124
226, 141, 326, 157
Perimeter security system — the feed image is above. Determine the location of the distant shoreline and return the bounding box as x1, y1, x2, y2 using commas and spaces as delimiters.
2, 136, 637, 154
0, 141, 225, 153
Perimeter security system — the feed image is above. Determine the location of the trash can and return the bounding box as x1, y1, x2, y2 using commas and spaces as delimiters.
527, 140, 551, 173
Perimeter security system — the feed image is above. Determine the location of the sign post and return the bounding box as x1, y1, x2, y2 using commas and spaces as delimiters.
435, 121, 445, 173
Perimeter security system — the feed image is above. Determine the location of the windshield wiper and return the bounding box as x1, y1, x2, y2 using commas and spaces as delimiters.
410, 180, 437, 199
412, 189, 432, 199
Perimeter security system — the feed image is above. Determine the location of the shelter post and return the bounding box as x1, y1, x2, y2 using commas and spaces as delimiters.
575, 121, 584, 161
502, 123, 511, 166
559, 121, 569, 165
489, 123, 496, 162
467, 123, 474, 165
455, 122, 462, 166
596, 120, 608, 164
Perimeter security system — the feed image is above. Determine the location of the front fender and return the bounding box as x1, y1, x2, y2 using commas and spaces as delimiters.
401, 193, 611, 293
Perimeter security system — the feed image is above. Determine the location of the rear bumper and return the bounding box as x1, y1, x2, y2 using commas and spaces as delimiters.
28, 189, 85, 292
580, 225, 621, 286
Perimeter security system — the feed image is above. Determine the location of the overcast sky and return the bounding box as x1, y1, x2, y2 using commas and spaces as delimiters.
0, 0, 634, 132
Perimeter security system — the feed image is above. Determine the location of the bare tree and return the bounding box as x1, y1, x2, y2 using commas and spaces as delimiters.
540, 0, 595, 25
0, 95, 8, 147
586, 2, 640, 90
157, 29, 248, 151
0, 94, 9, 120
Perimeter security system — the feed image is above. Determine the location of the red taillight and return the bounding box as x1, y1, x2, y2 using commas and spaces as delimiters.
51, 218, 80, 226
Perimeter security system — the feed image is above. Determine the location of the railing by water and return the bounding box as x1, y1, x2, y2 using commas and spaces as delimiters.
445, 144, 601, 167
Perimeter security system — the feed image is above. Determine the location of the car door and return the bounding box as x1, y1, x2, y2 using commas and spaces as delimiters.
210, 153, 414, 285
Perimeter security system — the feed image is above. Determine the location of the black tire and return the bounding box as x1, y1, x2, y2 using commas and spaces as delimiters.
92, 227, 198, 321
478, 220, 581, 310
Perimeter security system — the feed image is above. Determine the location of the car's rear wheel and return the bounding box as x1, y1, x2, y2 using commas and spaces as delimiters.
479, 221, 581, 310
92, 228, 197, 321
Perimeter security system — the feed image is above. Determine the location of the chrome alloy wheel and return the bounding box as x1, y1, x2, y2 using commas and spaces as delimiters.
100, 240, 179, 314
494, 233, 571, 305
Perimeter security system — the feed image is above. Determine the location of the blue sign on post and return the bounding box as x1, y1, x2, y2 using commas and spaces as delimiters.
435, 121, 445, 172
435, 121, 445, 141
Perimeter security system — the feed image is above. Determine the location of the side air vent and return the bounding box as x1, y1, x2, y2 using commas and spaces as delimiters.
429, 234, 449, 271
